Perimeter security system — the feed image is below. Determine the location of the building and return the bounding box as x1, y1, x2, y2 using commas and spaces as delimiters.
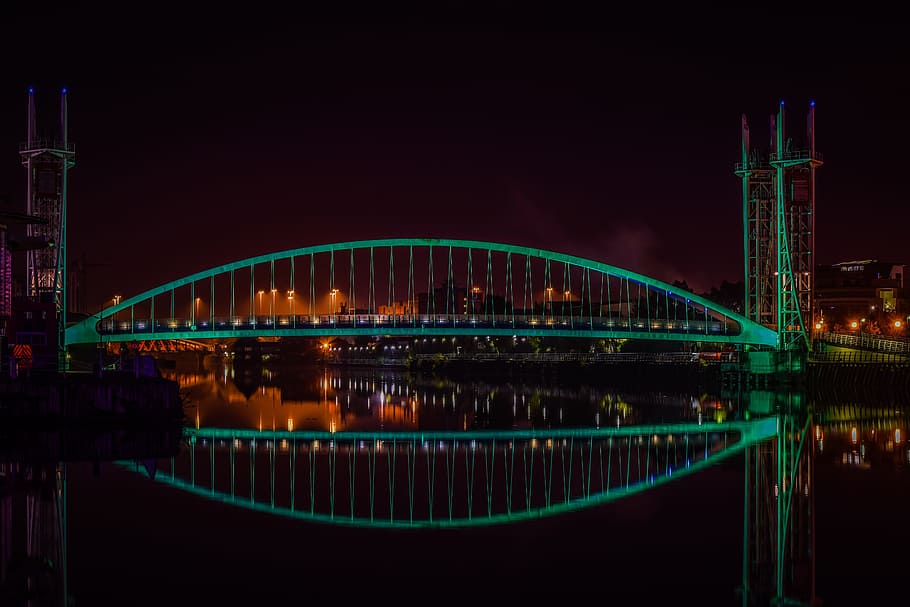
0, 210, 53, 373
814, 259, 908, 332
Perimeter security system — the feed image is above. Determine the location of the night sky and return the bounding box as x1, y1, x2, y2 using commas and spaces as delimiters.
2, 6, 908, 310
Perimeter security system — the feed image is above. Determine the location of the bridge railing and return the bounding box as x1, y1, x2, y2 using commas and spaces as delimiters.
411, 352, 739, 364
96, 313, 740, 337
817, 331, 910, 354
810, 350, 908, 364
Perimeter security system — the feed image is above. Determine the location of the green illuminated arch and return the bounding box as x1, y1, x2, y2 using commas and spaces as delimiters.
66, 238, 777, 347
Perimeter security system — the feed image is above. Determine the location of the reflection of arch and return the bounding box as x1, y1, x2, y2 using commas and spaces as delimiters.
128, 419, 776, 528
67, 238, 777, 347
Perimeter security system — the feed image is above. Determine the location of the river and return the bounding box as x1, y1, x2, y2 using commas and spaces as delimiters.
2, 362, 907, 606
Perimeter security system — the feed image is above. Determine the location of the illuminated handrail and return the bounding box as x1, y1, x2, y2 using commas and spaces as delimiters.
769, 149, 823, 162
19, 139, 75, 153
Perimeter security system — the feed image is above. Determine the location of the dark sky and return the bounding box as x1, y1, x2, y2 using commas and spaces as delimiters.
2, 6, 908, 309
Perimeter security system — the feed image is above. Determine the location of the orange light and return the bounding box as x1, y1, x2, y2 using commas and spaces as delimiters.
850, 321, 858, 329
895, 321, 902, 328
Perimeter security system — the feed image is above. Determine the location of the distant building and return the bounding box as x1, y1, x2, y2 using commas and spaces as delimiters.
378, 299, 417, 315
7, 297, 58, 371
814, 259, 907, 328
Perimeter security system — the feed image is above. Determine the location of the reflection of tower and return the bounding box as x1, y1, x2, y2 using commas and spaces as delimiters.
0, 463, 67, 605
737, 101, 821, 351
741, 397, 815, 606
20, 88, 75, 369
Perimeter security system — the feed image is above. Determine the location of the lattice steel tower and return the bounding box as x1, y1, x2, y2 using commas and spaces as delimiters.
20, 87, 75, 369
736, 101, 821, 351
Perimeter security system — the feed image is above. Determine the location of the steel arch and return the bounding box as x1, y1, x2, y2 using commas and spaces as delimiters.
66, 238, 777, 347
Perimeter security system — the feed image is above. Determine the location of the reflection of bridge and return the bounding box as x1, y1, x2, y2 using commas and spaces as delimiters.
124, 411, 816, 603
132, 419, 778, 528
66, 239, 777, 348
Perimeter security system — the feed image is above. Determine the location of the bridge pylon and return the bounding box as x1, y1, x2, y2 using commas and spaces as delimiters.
20, 87, 75, 371
737, 101, 822, 352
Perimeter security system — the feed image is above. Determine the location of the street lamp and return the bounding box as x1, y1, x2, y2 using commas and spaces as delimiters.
330, 288, 338, 314
257, 290, 264, 317
96, 295, 120, 377
270, 288, 277, 319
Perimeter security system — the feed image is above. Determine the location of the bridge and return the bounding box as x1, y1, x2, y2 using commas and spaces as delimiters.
66, 238, 778, 349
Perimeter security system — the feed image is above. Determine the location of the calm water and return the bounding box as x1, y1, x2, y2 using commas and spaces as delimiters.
2, 362, 908, 606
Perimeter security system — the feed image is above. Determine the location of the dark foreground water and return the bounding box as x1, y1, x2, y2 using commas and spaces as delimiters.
3, 363, 908, 606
